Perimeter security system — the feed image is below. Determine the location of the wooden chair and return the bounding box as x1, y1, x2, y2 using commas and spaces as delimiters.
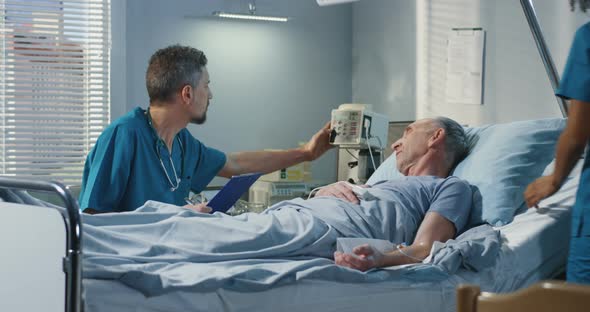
457, 281, 590, 312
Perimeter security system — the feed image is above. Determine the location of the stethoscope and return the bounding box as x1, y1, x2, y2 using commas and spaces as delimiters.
145, 107, 185, 192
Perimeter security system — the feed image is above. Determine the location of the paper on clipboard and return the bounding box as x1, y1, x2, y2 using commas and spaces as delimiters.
445, 28, 485, 105
207, 172, 262, 213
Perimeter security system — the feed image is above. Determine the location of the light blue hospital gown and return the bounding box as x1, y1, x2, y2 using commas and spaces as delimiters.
78, 107, 226, 212
557, 22, 590, 284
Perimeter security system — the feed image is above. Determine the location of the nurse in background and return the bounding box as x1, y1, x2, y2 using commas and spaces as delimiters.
524, 0, 590, 284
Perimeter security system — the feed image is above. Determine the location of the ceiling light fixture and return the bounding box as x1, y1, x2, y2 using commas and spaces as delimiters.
212, 1, 289, 23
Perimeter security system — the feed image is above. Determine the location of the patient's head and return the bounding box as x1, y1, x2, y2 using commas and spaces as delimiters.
392, 117, 467, 177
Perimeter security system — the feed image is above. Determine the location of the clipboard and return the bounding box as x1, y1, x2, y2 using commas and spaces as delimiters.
207, 172, 262, 213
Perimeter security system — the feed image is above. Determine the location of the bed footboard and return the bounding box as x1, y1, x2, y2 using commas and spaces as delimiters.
0, 178, 82, 312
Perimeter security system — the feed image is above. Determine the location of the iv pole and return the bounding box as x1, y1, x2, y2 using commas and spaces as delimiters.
520, 0, 569, 117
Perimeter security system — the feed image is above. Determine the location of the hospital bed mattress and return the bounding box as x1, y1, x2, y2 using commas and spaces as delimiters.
83, 165, 578, 312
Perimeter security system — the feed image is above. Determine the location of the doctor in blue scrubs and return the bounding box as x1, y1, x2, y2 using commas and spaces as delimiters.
524, 1, 590, 284
79, 45, 332, 214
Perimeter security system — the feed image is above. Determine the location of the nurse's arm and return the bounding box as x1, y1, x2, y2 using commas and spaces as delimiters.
525, 100, 590, 207
551, 100, 590, 185
217, 122, 332, 178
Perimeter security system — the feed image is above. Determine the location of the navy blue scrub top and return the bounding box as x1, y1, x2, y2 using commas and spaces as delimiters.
78, 107, 227, 212
556, 22, 590, 236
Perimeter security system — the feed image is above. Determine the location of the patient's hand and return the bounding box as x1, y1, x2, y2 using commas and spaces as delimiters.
183, 202, 213, 213
334, 244, 384, 272
315, 181, 360, 204
524, 175, 559, 208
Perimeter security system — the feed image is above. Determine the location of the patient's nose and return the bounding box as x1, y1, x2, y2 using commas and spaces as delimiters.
392, 140, 402, 151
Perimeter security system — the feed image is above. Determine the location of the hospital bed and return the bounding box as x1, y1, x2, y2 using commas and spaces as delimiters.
0, 115, 576, 312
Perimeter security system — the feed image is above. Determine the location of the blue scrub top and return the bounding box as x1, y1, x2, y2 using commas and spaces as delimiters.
79, 107, 227, 212
557, 22, 590, 236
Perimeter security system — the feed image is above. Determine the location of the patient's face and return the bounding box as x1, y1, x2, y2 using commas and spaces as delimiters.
391, 119, 437, 175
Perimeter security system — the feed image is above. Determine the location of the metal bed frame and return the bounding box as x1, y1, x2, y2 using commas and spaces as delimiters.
0, 1, 563, 312
0, 178, 82, 312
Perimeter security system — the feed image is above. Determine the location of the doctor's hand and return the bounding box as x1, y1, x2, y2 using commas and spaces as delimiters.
334, 244, 384, 272
315, 181, 359, 204
302, 122, 334, 161
524, 175, 560, 208
183, 202, 213, 213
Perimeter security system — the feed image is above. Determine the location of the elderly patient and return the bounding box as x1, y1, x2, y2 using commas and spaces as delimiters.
317, 116, 470, 271
84, 117, 471, 273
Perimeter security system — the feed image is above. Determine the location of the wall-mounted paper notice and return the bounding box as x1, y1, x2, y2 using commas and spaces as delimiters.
446, 28, 485, 105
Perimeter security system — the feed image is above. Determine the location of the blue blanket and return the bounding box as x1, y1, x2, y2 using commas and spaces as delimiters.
82, 199, 500, 297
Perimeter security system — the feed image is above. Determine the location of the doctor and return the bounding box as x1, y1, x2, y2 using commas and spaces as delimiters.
524, 1, 590, 284
79, 45, 332, 214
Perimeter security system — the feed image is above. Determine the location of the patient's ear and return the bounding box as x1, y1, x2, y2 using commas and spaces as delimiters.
428, 128, 445, 148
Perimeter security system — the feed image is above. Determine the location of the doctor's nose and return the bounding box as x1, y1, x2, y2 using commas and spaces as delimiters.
208, 90, 213, 100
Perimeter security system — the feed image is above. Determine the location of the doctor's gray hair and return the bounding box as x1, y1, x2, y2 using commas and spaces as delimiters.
146, 45, 208, 103
433, 116, 468, 169
570, 0, 590, 12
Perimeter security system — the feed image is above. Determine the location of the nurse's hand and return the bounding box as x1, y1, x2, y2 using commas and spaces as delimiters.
524, 175, 560, 208
183, 202, 213, 213
315, 181, 359, 204
334, 244, 384, 272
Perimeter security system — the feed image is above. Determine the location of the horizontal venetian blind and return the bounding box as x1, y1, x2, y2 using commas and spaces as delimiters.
417, 0, 480, 119
0, 0, 111, 184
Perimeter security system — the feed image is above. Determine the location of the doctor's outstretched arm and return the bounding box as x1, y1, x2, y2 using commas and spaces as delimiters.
217, 122, 333, 178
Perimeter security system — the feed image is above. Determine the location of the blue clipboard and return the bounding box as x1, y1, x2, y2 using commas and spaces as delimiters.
207, 172, 262, 213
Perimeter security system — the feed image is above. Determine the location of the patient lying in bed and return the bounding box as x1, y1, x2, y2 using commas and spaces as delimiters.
84, 117, 472, 274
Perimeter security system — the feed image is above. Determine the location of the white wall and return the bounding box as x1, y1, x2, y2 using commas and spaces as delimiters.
114, 0, 354, 184
419, 0, 590, 125
352, 0, 590, 126
352, 0, 416, 121
110, 0, 127, 121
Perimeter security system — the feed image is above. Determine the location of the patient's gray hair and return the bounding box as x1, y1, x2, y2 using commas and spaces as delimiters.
433, 117, 468, 169
146, 45, 208, 103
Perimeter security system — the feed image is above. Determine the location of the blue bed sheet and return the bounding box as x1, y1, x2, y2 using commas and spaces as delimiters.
82, 199, 500, 297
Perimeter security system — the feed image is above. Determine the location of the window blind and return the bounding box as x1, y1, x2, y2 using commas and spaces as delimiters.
0, 0, 110, 184
416, 0, 480, 118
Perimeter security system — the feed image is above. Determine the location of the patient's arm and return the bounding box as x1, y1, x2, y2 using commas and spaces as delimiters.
334, 212, 456, 271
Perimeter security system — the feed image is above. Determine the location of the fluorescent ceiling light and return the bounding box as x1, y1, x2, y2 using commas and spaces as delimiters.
212, 11, 288, 22
316, 0, 360, 6
212, 1, 288, 23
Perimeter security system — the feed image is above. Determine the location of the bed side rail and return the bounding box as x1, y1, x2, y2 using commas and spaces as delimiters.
0, 177, 82, 312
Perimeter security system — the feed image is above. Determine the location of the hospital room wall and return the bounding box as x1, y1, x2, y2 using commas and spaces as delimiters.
351, 0, 416, 121
112, 0, 354, 184
352, 0, 590, 126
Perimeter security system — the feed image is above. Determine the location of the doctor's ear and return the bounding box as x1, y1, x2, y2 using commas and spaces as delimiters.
180, 84, 193, 103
